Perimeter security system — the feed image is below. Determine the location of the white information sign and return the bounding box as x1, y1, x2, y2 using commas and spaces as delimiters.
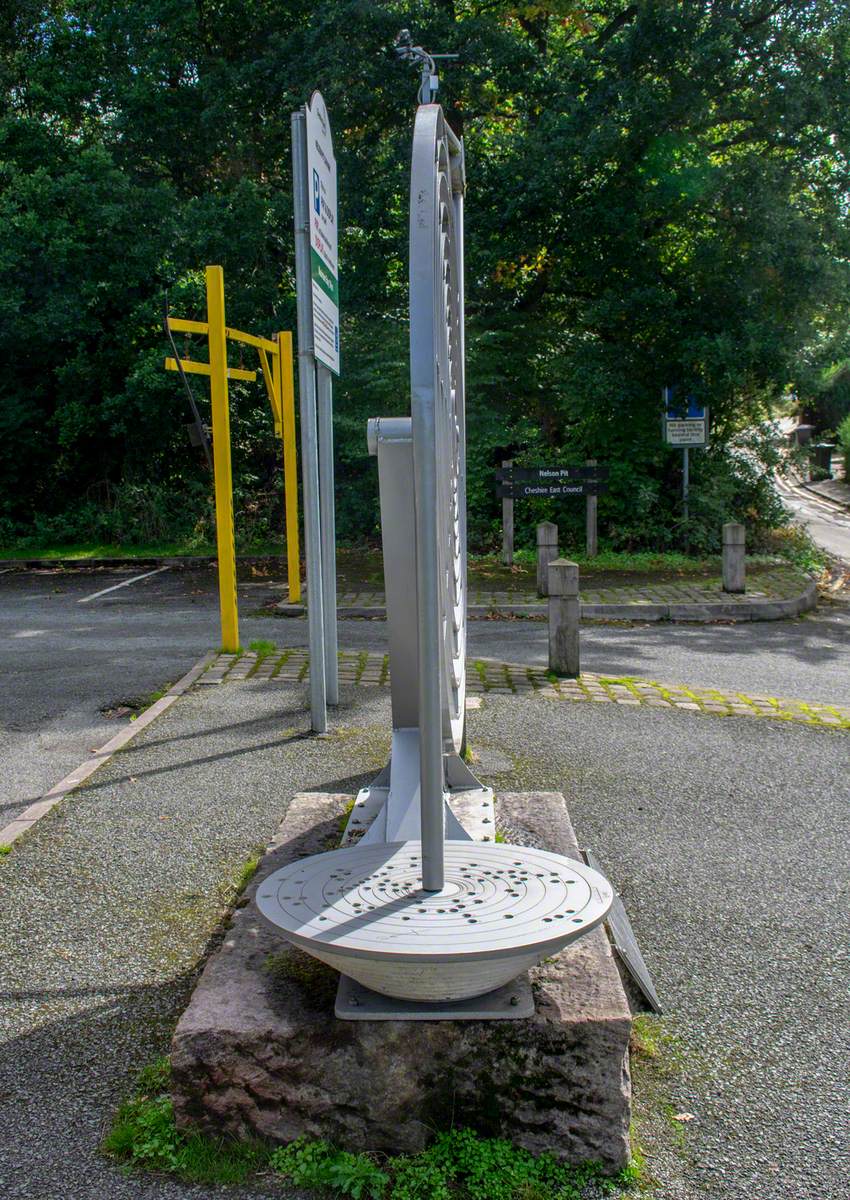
305, 91, 340, 374
665, 419, 708, 447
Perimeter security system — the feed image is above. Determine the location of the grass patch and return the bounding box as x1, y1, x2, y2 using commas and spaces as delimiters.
248, 638, 277, 661
626, 1015, 693, 1189
630, 1014, 665, 1061
766, 524, 829, 576
232, 853, 261, 897
337, 796, 356, 836
102, 1059, 269, 1186
0, 541, 216, 561
0, 537, 293, 561
275, 1128, 639, 1198
0, 845, 11, 857
104, 1060, 639, 1197
502, 547, 712, 574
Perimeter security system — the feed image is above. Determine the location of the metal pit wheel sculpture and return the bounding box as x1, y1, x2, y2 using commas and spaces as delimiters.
257, 96, 613, 1016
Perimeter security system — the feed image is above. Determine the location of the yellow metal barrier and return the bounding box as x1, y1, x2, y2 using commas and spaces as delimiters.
165, 265, 301, 652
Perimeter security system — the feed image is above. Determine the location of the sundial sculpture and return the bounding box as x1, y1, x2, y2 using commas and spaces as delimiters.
257, 47, 613, 1018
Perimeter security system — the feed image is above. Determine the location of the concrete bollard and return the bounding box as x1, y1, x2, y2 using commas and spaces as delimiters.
548, 559, 580, 677
722, 522, 746, 594
536, 521, 559, 597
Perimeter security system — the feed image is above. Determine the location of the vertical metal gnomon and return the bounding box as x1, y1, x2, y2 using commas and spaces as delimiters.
361, 84, 488, 886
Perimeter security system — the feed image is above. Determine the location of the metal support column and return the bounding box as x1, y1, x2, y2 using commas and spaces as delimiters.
278, 331, 301, 604
292, 109, 327, 733
205, 265, 239, 653
317, 364, 339, 705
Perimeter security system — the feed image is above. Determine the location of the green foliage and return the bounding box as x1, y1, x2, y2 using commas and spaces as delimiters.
103, 1058, 269, 1185
106, 1061, 640, 1197
767, 526, 829, 577
232, 853, 261, 895
4, 3, 850, 551
247, 638, 276, 659
271, 1138, 390, 1199
837, 414, 850, 481
271, 1128, 636, 1199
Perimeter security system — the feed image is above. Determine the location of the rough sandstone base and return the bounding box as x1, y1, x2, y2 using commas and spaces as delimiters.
171, 791, 632, 1171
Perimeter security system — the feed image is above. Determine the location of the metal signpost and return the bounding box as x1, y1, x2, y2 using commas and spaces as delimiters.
663, 387, 709, 541
292, 92, 340, 729
257, 44, 613, 1021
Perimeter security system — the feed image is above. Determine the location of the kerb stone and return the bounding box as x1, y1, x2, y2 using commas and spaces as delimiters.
171, 791, 632, 1171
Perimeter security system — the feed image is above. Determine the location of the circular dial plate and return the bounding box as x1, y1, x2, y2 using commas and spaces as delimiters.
255, 841, 613, 962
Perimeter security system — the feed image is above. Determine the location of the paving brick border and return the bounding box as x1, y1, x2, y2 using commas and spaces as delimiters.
202, 648, 850, 731
0, 651, 217, 851
275, 567, 816, 623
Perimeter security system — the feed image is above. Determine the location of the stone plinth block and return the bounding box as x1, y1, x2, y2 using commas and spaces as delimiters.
171, 791, 632, 1172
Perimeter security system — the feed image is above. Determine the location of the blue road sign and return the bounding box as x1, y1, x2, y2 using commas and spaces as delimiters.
663, 386, 705, 421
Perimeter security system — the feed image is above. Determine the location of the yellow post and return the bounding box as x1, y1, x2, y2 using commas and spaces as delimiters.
206, 265, 240, 651
278, 331, 301, 603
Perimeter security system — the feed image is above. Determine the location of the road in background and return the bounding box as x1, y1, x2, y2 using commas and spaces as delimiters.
776, 475, 850, 561
0, 566, 283, 827
3, 563, 848, 828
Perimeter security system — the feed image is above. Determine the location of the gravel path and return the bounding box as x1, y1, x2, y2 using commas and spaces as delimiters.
1, 680, 847, 1199
472, 697, 850, 1200
0, 681, 393, 1200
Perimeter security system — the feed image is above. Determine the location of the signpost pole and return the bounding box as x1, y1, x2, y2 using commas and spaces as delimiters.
501, 459, 514, 566
317, 363, 339, 705
292, 108, 327, 733
682, 447, 690, 553
663, 387, 707, 554
585, 458, 598, 558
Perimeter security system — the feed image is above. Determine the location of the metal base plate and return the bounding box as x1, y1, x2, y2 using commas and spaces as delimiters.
336, 971, 534, 1021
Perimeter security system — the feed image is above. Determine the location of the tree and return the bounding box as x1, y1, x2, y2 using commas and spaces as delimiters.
1, 2, 848, 550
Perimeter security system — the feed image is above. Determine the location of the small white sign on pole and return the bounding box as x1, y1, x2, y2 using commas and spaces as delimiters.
305, 92, 340, 375
665, 419, 708, 446
662, 388, 709, 448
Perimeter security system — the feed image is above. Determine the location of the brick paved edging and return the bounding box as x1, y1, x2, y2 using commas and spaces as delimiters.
0, 651, 217, 851
201, 648, 850, 730
276, 571, 817, 623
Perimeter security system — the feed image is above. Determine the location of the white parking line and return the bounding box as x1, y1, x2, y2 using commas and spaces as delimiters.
77, 565, 170, 604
